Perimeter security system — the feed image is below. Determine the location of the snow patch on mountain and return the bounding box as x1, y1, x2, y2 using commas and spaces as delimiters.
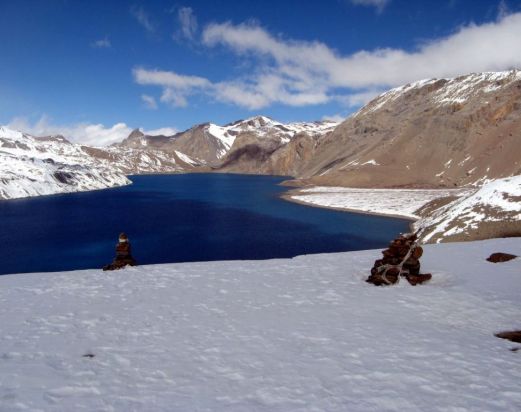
361, 70, 521, 115
433, 71, 521, 105
174, 150, 201, 166
205, 116, 338, 158
362, 78, 437, 114
205, 124, 237, 158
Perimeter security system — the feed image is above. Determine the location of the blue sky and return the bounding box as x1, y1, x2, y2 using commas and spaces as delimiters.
1, 0, 521, 145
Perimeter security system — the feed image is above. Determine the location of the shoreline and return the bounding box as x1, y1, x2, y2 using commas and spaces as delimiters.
280, 192, 417, 223
279, 185, 471, 224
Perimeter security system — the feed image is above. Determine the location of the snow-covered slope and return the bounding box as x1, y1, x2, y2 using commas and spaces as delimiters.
0, 126, 130, 200
82, 146, 199, 175
362, 71, 521, 115
286, 177, 521, 243
210, 115, 338, 154
0, 238, 520, 411
415, 175, 521, 243
0, 126, 205, 200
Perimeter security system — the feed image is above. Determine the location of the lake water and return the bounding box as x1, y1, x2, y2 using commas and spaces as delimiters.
0, 174, 410, 275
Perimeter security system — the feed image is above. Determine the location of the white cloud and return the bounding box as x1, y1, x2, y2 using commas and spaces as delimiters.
141, 94, 158, 109
142, 127, 178, 136
134, 67, 210, 107
134, 12, 521, 110
91, 37, 111, 48
350, 0, 390, 12
203, 14, 521, 88
177, 7, 198, 40
133, 67, 210, 89
131, 5, 155, 33
6, 116, 176, 146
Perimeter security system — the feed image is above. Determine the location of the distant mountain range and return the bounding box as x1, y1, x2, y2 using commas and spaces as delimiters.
115, 70, 521, 188
0, 116, 339, 199
1, 70, 520, 242
117, 116, 338, 170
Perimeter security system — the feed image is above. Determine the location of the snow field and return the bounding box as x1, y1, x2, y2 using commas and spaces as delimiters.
291, 187, 470, 219
0, 238, 520, 411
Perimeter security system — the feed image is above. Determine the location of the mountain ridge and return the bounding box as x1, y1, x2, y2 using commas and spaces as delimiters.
2, 70, 520, 243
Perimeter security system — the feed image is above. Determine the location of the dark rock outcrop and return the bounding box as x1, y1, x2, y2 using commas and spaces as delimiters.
486, 252, 517, 263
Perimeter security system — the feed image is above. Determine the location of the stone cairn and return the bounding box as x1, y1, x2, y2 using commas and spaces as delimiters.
103, 232, 137, 271
367, 232, 432, 286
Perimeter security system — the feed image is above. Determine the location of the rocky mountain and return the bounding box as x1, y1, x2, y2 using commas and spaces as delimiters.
291, 70, 521, 188
118, 116, 338, 168
117, 71, 521, 186
216, 117, 338, 175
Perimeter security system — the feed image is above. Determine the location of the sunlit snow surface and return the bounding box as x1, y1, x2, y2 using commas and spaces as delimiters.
1, 238, 520, 411
0, 126, 131, 199
418, 175, 521, 242
291, 178, 521, 242
0, 125, 199, 200
292, 187, 471, 219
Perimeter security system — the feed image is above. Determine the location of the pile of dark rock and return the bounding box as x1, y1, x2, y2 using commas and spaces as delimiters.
103, 232, 137, 271
367, 233, 431, 286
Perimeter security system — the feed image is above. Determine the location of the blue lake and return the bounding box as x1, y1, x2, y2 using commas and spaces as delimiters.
0, 174, 410, 275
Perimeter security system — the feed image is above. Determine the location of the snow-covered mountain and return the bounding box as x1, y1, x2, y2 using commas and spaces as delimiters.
0, 115, 337, 200
216, 115, 338, 144
118, 116, 338, 164
0, 126, 130, 199
0, 126, 201, 200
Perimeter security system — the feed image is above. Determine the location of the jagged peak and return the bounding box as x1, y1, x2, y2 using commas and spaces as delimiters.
128, 128, 145, 139
225, 115, 275, 128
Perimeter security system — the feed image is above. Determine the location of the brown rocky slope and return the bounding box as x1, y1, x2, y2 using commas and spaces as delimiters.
289, 71, 521, 188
